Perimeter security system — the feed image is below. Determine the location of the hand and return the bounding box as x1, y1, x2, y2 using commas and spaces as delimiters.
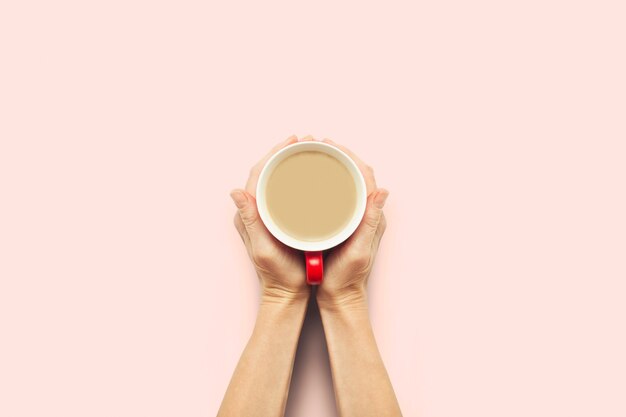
316, 138, 389, 309
230, 135, 311, 303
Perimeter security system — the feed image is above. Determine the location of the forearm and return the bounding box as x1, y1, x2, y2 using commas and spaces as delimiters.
318, 292, 402, 417
218, 295, 308, 417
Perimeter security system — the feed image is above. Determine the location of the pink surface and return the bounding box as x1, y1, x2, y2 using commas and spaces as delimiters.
1, 1, 625, 416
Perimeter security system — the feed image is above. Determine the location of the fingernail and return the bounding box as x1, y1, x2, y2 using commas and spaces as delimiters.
230, 190, 247, 209
374, 190, 389, 209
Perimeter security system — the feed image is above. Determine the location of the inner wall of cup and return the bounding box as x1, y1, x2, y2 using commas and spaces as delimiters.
261, 144, 365, 248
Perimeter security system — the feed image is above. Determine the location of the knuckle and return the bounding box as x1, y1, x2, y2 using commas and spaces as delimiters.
346, 245, 371, 272
241, 213, 258, 228
379, 213, 387, 231
233, 214, 244, 234
364, 210, 381, 229
378, 223, 387, 240
252, 246, 274, 267
351, 256, 371, 273
232, 214, 247, 243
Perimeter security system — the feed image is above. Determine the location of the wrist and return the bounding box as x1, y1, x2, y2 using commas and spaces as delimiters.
261, 286, 310, 307
316, 286, 369, 313
317, 288, 373, 340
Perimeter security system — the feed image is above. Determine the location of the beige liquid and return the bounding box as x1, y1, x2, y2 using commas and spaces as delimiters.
266, 151, 357, 242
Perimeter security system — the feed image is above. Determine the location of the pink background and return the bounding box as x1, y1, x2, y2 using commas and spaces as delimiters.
1, 1, 625, 416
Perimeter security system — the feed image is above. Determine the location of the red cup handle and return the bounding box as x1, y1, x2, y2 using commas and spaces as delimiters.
305, 251, 323, 285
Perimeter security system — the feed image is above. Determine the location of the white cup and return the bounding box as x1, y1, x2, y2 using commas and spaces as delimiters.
256, 141, 367, 284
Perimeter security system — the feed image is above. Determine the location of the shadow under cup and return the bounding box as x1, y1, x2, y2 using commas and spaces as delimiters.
256, 141, 367, 285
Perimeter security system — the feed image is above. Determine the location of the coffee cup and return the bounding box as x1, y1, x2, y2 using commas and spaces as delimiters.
256, 141, 367, 285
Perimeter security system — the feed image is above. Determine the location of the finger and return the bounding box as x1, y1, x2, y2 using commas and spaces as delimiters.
230, 188, 263, 230
229, 188, 275, 250
352, 188, 389, 250
322, 138, 377, 195
233, 211, 249, 244
233, 211, 259, 262
245, 135, 298, 196
301, 135, 315, 141
372, 211, 387, 254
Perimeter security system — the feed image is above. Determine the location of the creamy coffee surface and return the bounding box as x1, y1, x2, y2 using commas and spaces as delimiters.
265, 151, 357, 242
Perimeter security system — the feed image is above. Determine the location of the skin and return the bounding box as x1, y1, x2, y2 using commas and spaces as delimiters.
217, 135, 402, 417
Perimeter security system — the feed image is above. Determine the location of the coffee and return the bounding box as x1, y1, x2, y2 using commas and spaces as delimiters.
265, 151, 357, 242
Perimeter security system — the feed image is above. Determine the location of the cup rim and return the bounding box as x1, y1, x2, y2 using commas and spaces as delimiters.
256, 141, 367, 252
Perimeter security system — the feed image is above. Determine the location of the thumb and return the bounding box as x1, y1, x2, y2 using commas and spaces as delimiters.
360, 188, 389, 235
229, 189, 262, 230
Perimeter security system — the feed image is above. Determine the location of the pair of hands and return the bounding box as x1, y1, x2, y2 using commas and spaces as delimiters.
229, 135, 389, 307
